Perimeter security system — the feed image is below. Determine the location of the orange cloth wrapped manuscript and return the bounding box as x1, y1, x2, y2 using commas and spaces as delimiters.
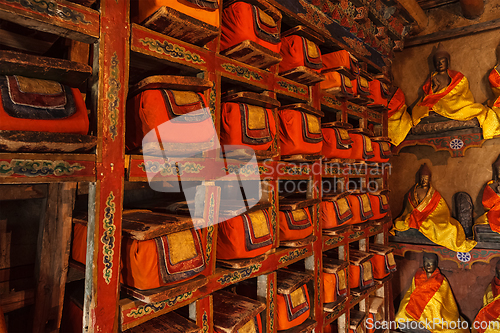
321, 125, 353, 159
279, 208, 313, 241
276, 284, 311, 330
278, 107, 323, 156
221, 2, 281, 54
279, 35, 322, 74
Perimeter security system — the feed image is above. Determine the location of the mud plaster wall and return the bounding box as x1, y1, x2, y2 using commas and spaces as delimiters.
389, 29, 500, 322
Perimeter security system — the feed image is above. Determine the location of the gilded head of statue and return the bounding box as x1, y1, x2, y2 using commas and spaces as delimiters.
418, 163, 432, 187
433, 44, 450, 73
423, 252, 438, 277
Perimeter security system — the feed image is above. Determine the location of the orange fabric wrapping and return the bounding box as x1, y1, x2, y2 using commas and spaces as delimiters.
368, 194, 389, 220
60, 299, 82, 333
279, 109, 323, 156
220, 102, 276, 151
489, 68, 500, 108
320, 71, 355, 96
368, 80, 388, 107
405, 268, 445, 321
320, 200, 353, 229
220, 2, 281, 53
371, 254, 389, 279
279, 209, 313, 241
131, 0, 220, 27
71, 223, 87, 265
419, 70, 464, 108
322, 50, 358, 75
493, 277, 500, 298
368, 141, 391, 163
321, 127, 353, 159
276, 285, 311, 330
407, 189, 441, 230
348, 194, 374, 224
279, 35, 322, 73
126, 89, 214, 152
0, 86, 88, 134
324, 324, 333, 333
73, 224, 206, 290
349, 133, 374, 160
481, 182, 500, 233
216, 211, 273, 260
474, 277, 500, 333
349, 264, 362, 289
387, 88, 406, 118
322, 272, 337, 303
366, 313, 376, 333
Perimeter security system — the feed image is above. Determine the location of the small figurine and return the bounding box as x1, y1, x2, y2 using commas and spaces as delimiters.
391, 163, 477, 252
411, 44, 500, 140
395, 253, 470, 333
472, 261, 500, 333
475, 154, 500, 233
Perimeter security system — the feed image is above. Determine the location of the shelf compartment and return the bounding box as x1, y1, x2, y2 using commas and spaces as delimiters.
275, 76, 311, 101
0, 50, 92, 87
0, 0, 99, 43
131, 24, 212, 72
321, 93, 344, 113
0, 152, 95, 183
213, 290, 266, 333
0, 131, 97, 154
278, 318, 316, 333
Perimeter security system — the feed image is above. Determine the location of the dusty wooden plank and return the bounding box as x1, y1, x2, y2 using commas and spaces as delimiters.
121, 275, 208, 304
276, 269, 312, 294
278, 103, 324, 117
0, 289, 35, 313
129, 75, 213, 97
33, 182, 76, 333
278, 318, 316, 333
212, 290, 266, 333
0, 0, 99, 43
280, 234, 317, 247
126, 311, 200, 333
0, 50, 92, 87
280, 67, 325, 86
0, 131, 97, 153
406, 18, 500, 47
222, 91, 281, 109
221, 40, 282, 69
0, 185, 46, 201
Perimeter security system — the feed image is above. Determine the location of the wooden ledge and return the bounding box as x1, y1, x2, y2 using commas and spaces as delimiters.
281, 25, 325, 45
323, 257, 349, 273
278, 319, 316, 333
122, 274, 208, 304
323, 296, 347, 313
280, 234, 317, 248
222, 91, 281, 108
277, 269, 312, 294
322, 224, 352, 236
322, 66, 356, 80
279, 66, 325, 86
129, 75, 213, 97
278, 103, 324, 117
126, 311, 200, 333
217, 250, 272, 269
220, 40, 282, 69
213, 290, 266, 333
0, 131, 97, 153
0, 50, 92, 87
321, 121, 353, 129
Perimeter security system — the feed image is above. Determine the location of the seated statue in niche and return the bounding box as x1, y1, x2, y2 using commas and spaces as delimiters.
474, 155, 500, 234
391, 163, 477, 252
411, 44, 500, 140
396, 253, 470, 333
472, 261, 500, 333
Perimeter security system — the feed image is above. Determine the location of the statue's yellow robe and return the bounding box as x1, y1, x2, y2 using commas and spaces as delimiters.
396, 268, 469, 333
388, 87, 412, 146
391, 184, 477, 253
412, 70, 500, 140
472, 277, 500, 333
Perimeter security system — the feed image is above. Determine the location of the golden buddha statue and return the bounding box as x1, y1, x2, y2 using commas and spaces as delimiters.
391, 163, 477, 253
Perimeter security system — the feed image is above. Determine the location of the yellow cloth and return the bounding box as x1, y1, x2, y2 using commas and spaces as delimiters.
391, 184, 477, 253
412, 71, 500, 140
395, 271, 469, 333
471, 281, 500, 333
388, 88, 412, 146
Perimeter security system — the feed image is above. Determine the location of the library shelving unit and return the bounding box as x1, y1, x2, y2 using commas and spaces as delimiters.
0, 0, 413, 331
